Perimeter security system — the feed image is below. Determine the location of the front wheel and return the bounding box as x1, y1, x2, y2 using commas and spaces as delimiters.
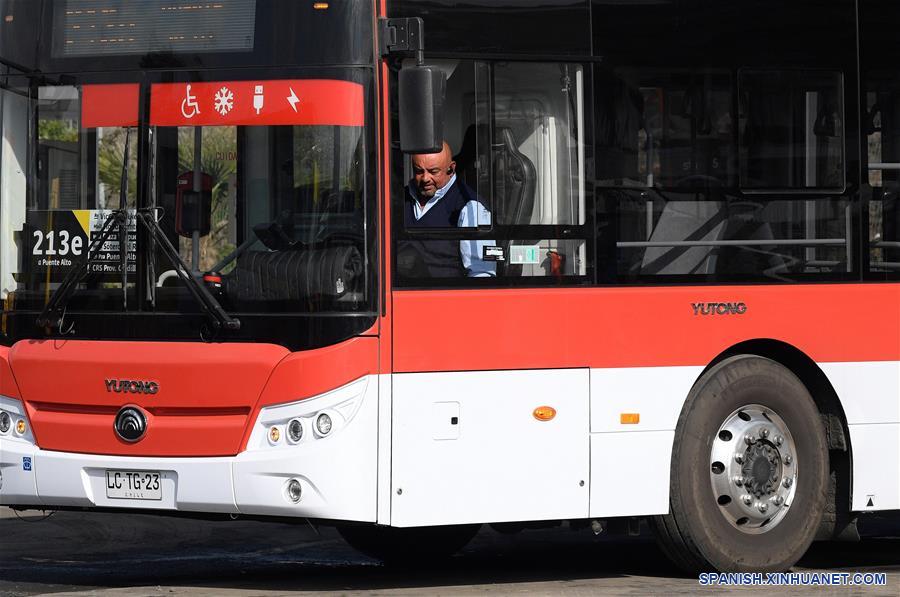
652, 355, 829, 573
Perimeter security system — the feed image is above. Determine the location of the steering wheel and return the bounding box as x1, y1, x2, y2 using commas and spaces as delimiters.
672, 174, 723, 189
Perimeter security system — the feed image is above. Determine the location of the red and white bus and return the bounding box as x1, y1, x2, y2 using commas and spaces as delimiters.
0, 0, 898, 573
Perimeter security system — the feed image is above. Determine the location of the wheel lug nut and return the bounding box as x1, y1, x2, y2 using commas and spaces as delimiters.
774, 436, 783, 446
758, 502, 768, 513
773, 496, 784, 506
783, 454, 793, 465
783, 477, 793, 488
734, 454, 744, 464
745, 435, 757, 445
733, 476, 743, 487
759, 428, 769, 439
742, 495, 753, 506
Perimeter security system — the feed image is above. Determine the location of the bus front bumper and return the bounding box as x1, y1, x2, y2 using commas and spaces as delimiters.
0, 377, 378, 522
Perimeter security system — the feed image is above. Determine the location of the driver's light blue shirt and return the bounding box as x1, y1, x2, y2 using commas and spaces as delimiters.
409, 175, 496, 277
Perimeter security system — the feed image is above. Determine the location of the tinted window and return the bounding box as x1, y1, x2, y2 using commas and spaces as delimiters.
739, 71, 844, 190
1, 0, 374, 72
389, 1, 591, 57
593, 65, 853, 284
860, 0, 900, 278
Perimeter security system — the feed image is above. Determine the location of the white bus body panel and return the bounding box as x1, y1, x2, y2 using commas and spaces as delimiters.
589, 430, 674, 517
588, 366, 702, 517
589, 366, 703, 434
234, 375, 378, 520
390, 369, 590, 527
820, 361, 900, 511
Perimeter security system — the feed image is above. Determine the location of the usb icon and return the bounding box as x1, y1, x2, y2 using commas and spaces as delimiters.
253, 85, 264, 115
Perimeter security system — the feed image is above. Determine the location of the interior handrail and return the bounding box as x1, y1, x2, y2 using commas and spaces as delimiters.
618, 238, 845, 248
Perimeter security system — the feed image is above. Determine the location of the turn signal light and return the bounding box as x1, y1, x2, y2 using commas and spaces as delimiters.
533, 406, 556, 421
15, 419, 26, 435
268, 426, 281, 443
620, 413, 640, 424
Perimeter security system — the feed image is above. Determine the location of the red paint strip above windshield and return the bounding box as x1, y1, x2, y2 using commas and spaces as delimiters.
149, 79, 365, 127
82, 84, 140, 128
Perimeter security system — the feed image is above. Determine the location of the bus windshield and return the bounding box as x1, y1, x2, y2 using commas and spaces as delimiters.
0, 72, 376, 348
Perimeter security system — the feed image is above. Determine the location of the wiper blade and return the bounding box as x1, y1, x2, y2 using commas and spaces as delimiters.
36, 208, 241, 334
37, 207, 240, 335
37, 127, 134, 332
36, 209, 126, 331
37, 126, 240, 335
135, 208, 240, 333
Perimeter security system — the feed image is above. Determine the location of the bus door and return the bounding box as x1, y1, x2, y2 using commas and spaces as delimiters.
388, 60, 592, 527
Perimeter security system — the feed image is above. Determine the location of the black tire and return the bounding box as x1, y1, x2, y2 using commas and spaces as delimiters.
651, 355, 829, 573
337, 523, 481, 564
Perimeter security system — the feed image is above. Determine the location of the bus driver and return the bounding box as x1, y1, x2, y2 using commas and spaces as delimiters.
397, 142, 496, 278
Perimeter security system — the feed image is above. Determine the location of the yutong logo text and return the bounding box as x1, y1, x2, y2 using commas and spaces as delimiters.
692, 302, 748, 315
105, 379, 159, 394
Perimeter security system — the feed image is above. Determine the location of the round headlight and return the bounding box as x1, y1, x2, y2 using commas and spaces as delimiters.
287, 418, 303, 443
287, 478, 302, 503
0, 411, 10, 434
315, 413, 333, 436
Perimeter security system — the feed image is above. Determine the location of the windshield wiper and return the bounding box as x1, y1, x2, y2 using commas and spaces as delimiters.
37, 128, 240, 335
37, 127, 134, 332
134, 207, 241, 333
36, 208, 126, 331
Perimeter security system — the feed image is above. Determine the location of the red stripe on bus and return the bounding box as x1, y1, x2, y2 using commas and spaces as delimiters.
149, 79, 364, 127
392, 283, 900, 372
0, 345, 20, 399
81, 84, 139, 128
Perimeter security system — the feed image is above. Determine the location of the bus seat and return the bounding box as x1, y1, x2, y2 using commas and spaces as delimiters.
494, 127, 537, 276
640, 199, 727, 275
494, 127, 536, 226
453, 125, 479, 188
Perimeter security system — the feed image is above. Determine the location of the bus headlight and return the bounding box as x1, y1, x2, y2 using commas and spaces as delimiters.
0, 410, 10, 434
315, 413, 333, 436
287, 418, 303, 443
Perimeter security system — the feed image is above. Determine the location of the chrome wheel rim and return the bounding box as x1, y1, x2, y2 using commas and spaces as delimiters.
709, 404, 798, 534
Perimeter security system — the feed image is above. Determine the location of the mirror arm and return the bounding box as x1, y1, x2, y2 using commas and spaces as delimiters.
379, 17, 426, 64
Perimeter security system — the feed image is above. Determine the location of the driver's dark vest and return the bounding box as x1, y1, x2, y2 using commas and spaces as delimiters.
398, 182, 474, 278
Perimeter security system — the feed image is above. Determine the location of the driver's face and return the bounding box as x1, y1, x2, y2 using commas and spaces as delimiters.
412, 144, 454, 199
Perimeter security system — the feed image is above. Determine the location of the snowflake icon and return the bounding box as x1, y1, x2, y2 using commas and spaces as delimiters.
213, 86, 234, 116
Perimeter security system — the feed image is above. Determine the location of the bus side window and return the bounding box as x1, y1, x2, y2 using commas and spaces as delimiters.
395, 61, 591, 285
595, 68, 854, 284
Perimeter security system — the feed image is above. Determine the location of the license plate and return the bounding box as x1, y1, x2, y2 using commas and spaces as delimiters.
105, 470, 162, 500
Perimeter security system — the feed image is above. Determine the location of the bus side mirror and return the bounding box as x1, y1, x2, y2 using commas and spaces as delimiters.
398, 65, 446, 154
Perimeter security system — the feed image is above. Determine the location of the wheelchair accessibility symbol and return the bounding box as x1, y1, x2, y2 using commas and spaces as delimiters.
181, 84, 200, 119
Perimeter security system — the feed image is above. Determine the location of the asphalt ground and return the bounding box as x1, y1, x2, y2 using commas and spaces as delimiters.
0, 507, 898, 596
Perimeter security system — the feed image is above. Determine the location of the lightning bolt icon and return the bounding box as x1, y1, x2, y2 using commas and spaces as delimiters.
287, 88, 300, 112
